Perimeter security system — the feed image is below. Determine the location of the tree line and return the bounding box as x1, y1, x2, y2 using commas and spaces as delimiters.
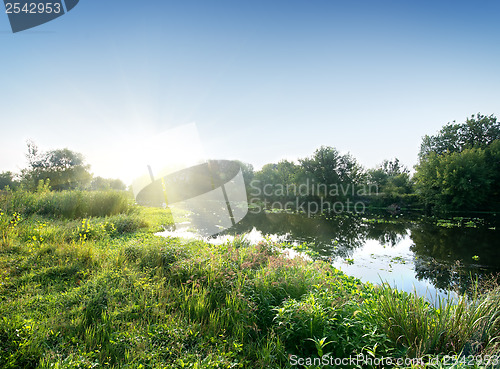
247, 113, 500, 214
246, 147, 415, 212
0, 141, 126, 192
2, 113, 499, 214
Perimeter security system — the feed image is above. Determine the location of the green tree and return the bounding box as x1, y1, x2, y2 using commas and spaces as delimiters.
419, 113, 500, 158
486, 139, 500, 209
367, 159, 415, 207
0, 171, 19, 190
415, 148, 492, 212
23, 141, 92, 191
299, 146, 363, 200
90, 177, 126, 191
254, 160, 299, 187
368, 159, 410, 189
416, 114, 500, 213
234, 160, 255, 186
252, 160, 301, 203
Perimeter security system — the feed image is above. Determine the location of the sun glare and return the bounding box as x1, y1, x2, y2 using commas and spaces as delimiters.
94, 123, 207, 189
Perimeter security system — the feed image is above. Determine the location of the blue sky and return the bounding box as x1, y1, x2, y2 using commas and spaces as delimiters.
1, 0, 499, 184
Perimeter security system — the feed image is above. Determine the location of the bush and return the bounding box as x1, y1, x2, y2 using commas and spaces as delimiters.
0, 189, 131, 219
273, 281, 389, 359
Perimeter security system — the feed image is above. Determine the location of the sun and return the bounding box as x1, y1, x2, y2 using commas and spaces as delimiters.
91, 123, 207, 190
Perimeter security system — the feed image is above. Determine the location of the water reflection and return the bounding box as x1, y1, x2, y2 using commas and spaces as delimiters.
226, 212, 367, 258
364, 221, 410, 248
162, 212, 500, 296
410, 222, 500, 293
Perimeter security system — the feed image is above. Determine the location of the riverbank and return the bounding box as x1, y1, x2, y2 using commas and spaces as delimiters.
1, 190, 499, 368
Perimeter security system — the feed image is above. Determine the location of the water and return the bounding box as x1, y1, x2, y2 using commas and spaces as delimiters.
159, 211, 500, 299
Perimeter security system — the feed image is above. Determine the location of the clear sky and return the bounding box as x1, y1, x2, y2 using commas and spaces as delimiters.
1, 0, 499, 184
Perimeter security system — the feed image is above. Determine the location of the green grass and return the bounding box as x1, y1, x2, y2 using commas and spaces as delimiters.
0, 189, 499, 368
364, 284, 500, 358
0, 187, 132, 219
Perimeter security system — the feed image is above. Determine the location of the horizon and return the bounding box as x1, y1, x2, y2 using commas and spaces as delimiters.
1, 1, 500, 185
3, 135, 426, 186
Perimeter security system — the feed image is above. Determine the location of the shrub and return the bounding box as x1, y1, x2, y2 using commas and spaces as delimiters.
0, 189, 131, 219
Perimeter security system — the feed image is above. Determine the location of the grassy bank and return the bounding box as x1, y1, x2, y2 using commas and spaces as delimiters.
0, 190, 499, 368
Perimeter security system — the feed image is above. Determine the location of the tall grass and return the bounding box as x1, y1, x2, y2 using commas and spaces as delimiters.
0, 188, 132, 219
365, 282, 500, 358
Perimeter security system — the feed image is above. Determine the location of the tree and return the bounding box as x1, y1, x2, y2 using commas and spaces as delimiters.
23, 141, 92, 191
252, 160, 301, 203
415, 114, 500, 212
368, 159, 409, 188
299, 146, 363, 200
234, 160, 254, 186
90, 177, 126, 191
415, 148, 493, 212
368, 158, 413, 195
419, 113, 500, 159
486, 139, 500, 209
254, 160, 299, 187
0, 171, 19, 190
366, 159, 416, 208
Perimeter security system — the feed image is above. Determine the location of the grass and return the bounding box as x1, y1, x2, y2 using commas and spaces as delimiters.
0, 187, 132, 219
0, 189, 500, 368
364, 284, 500, 358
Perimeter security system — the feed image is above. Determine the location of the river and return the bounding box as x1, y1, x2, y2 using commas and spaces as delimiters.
160, 211, 500, 300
